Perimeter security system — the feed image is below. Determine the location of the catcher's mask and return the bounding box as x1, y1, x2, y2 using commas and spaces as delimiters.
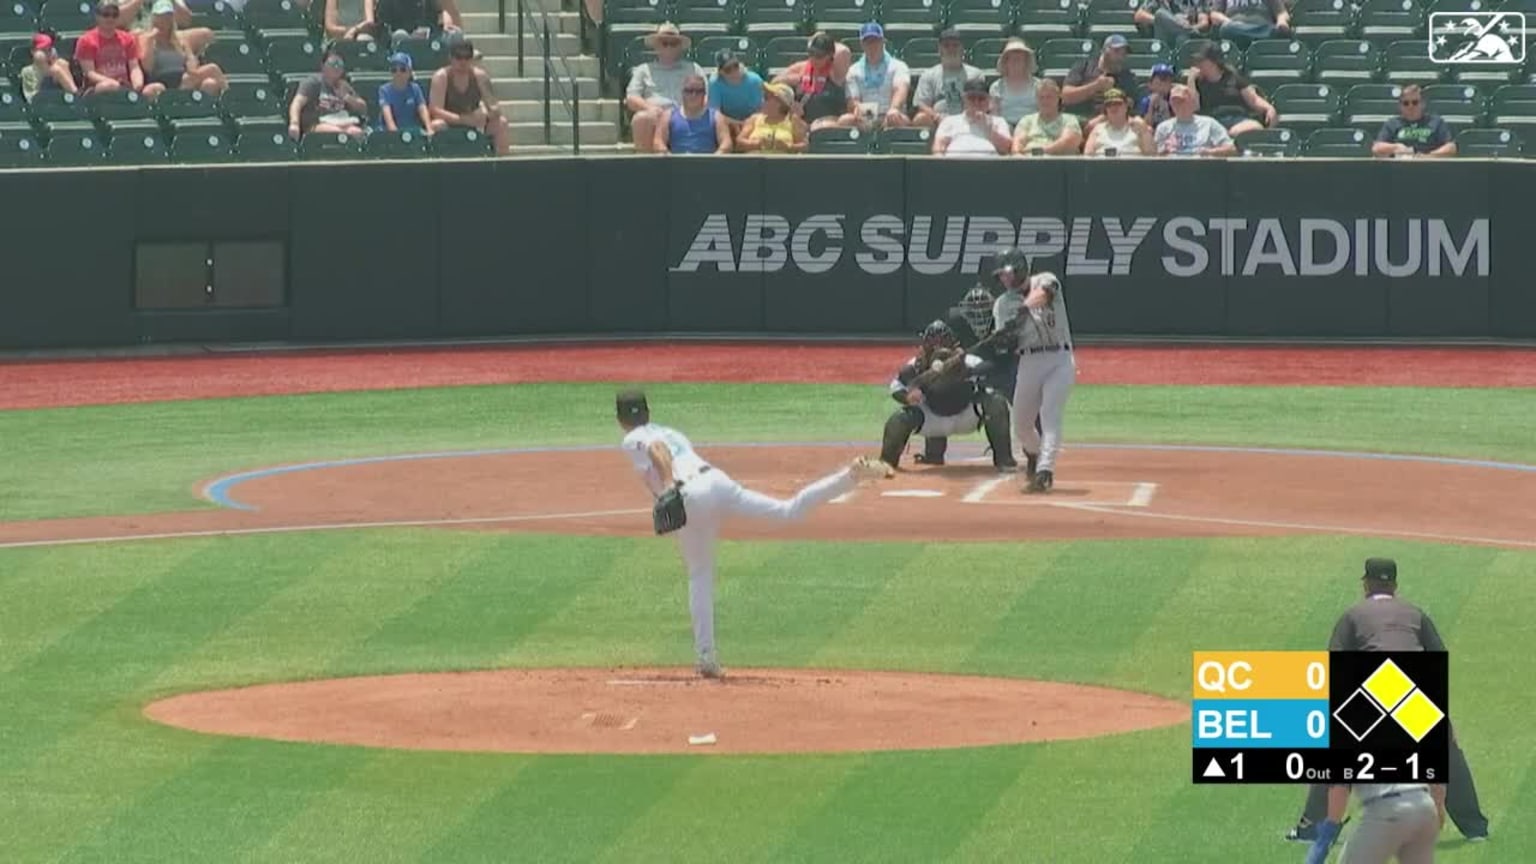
992, 247, 1031, 289
959, 284, 994, 338
920, 319, 959, 351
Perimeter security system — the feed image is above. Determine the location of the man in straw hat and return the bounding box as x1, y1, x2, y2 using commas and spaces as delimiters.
625, 22, 707, 152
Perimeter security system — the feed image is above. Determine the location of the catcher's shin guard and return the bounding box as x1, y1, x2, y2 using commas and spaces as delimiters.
880, 406, 923, 468
917, 436, 948, 465
979, 392, 1016, 468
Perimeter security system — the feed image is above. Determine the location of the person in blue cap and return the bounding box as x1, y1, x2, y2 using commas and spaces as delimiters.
845, 22, 912, 128
377, 51, 436, 134
1138, 62, 1176, 127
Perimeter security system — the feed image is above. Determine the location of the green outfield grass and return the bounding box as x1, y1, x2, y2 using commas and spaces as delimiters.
1, 383, 1532, 862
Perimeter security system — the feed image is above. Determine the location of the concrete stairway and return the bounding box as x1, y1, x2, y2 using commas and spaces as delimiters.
457, 0, 624, 150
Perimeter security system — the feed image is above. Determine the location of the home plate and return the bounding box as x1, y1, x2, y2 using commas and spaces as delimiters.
882, 489, 945, 498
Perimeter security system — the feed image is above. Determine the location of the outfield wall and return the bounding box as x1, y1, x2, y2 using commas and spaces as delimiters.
3, 157, 1532, 349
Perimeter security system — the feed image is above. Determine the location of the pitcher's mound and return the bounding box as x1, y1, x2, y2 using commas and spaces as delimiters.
144, 668, 1187, 755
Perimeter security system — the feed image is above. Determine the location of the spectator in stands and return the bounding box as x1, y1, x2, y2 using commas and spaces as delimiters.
625, 23, 706, 153
774, 31, 853, 131
289, 50, 368, 141
1153, 83, 1236, 156
20, 34, 79, 101
707, 49, 763, 135
430, 39, 512, 154
1186, 41, 1274, 136
324, 0, 381, 42
1208, 0, 1289, 45
139, 0, 226, 101
654, 73, 731, 154
844, 22, 911, 129
914, 29, 981, 127
934, 77, 1012, 157
989, 38, 1039, 128
1062, 34, 1137, 113
377, 0, 461, 44
1085, 88, 1152, 155
378, 51, 438, 134
1371, 84, 1456, 158
77, 2, 144, 94
1012, 78, 1082, 155
1138, 62, 1175, 127
737, 82, 807, 153
1134, 0, 1209, 48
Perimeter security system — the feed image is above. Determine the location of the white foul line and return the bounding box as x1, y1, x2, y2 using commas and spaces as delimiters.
1127, 483, 1159, 508
1053, 502, 1536, 550
0, 508, 652, 551
962, 475, 1011, 503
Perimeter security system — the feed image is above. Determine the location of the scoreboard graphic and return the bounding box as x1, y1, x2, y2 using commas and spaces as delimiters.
1190, 651, 1449, 784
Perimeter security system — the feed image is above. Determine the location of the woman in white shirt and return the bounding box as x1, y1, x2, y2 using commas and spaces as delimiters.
934, 77, 1013, 157
1084, 88, 1152, 156
988, 38, 1039, 128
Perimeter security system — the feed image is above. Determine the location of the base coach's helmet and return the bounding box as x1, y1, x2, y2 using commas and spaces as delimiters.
991, 247, 1031, 286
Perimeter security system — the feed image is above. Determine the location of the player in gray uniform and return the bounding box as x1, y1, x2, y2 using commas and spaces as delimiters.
1304, 782, 1444, 864
989, 247, 1075, 493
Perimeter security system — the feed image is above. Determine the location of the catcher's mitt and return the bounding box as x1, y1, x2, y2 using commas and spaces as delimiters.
653, 483, 687, 535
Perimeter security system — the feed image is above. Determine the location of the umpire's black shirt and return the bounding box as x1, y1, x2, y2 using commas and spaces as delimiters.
1328, 594, 1447, 652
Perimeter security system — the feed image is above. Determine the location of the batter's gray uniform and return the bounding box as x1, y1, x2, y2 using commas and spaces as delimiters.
1339, 784, 1440, 864
992, 271, 1075, 477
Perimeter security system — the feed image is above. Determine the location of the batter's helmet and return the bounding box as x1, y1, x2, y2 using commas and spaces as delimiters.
992, 247, 1031, 282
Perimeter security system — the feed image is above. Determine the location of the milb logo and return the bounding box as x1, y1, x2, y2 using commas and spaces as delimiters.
1430, 10, 1527, 64
1333, 659, 1445, 743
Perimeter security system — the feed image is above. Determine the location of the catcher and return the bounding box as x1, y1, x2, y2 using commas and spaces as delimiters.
878, 320, 1017, 472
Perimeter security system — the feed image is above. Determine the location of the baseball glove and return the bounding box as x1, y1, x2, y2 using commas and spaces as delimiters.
653, 483, 687, 535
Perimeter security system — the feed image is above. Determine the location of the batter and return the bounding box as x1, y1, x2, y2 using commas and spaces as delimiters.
616, 391, 892, 678
1305, 782, 1444, 864
990, 247, 1075, 493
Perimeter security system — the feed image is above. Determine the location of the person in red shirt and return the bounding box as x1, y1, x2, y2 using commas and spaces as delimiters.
75, 2, 144, 93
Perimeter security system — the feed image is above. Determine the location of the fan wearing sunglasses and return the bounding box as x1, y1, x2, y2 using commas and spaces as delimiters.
1372, 84, 1456, 159
653, 74, 732, 154
76, 2, 145, 94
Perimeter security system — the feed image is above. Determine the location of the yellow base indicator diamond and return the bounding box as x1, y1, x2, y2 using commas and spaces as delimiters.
1392, 689, 1446, 742
1363, 659, 1415, 711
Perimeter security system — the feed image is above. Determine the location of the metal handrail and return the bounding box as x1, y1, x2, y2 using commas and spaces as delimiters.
506, 0, 583, 152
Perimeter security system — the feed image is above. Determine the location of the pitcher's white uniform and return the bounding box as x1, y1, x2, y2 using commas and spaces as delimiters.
621, 423, 858, 668
993, 271, 1075, 478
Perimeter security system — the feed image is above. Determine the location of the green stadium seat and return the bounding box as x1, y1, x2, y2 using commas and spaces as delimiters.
694, 34, 758, 67
1342, 81, 1401, 131
807, 124, 868, 152
107, 130, 169, 164
1038, 37, 1093, 78
1357, 0, 1423, 40
879, 0, 943, 37
948, 0, 1014, 35
1082, 0, 1139, 37
674, 0, 735, 32
0, 87, 30, 131
969, 36, 1008, 69
334, 37, 388, 72
27, 89, 92, 133
236, 128, 299, 160
3, 36, 33, 75
741, 0, 805, 37
1270, 81, 1343, 136
350, 72, 390, 106
0, 127, 44, 165
1243, 39, 1312, 90
1489, 83, 1536, 128
154, 88, 224, 134
603, 0, 673, 34
169, 129, 235, 162
203, 36, 269, 79
1304, 125, 1373, 155
1455, 126, 1522, 156
430, 125, 493, 157
1175, 37, 1234, 69
222, 80, 283, 123
186, 0, 239, 30
1235, 126, 1302, 156
0, 1, 38, 42
242, 0, 311, 38
1381, 39, 1444, 84
397, 34, 449, 72
1017, 0, 1080, 40
876, 123, 932, 152
897, 34, 942, 67
614, 33, 655, 79
1123, 38, 1171, 79
265, 36, 322, 80
761, 34, 809, 73
1313, 39, 1382, 86
300, 129, 364, 159
365, 127, 430, 158
87, 88, 159, 134
1422, 82, 1486, 128
39, 0, 93, 34
44, 128, 106, 164
1289, 0, 1357, 47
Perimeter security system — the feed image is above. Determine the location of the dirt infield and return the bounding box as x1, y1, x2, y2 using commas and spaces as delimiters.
143, 667, 1188, 755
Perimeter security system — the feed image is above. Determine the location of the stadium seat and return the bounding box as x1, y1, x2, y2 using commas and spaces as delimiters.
397, 35, 450, 72
1455, 127, 1522, 157
169, 130, 236, 163
203, 37, 269, 79
807, 124, 868, 152
266, 36, 322, 81
0, 87, 30, 132
1016, 0, 1081, 41
877, 123, 932, 153
1312, 39, 1382, 86
107, 131, 170, 164
615, 33, 656, 80
1289, 0, 1357, 47
334, 37, 388, 72
236, 129, 300, 161
0, 2, 38, 47
1269, 82, 1343, 136
87, 88, 159, 134
898, 34, 943, 67
1305, 125, 1373, 155
155, 89, 224, 135
880, 0, 943, 37
948, 0, 1014, 35
1122, 38, 1170, 79
0, 127, 44, 166
1242, 39, 1312, 90
1488, 83, 1536, 129
431, 125, 493, 157
740, 0, 805, 37
44, 128, 106, 165
186, 0, 239, 30
1082, 0, 1138, 37
366, 128, 431, 158
1357, 0, 1423, 40
242, 0, 312, 39
970, 36, 1009, 70
1381, 39, 1444, 85
601, 0, 673, 36
27, 89, 93, 133
1038, 37, 1093, 78
1422, 82, 1486, 129
39, 0, 93, 35
1342, 81, 1401, 131
673, 0, 734, 33
300, 130, 364, 160
1235, 126, 1302, 156
222, 80, 284, 122
761, 34, 809, 73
